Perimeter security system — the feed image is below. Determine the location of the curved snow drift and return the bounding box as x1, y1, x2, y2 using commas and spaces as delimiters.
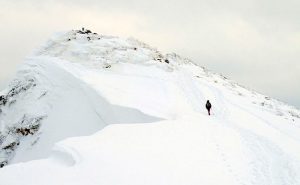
1, 57, 162, 164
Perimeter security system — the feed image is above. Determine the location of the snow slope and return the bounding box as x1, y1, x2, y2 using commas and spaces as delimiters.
0, 29, 300, 185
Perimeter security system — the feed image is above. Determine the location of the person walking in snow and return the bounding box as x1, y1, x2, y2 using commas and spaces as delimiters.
206, 100, 212, 115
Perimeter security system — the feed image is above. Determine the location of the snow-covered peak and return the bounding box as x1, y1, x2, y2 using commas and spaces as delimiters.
36, 29, 175, 67
0, 29, 300, 185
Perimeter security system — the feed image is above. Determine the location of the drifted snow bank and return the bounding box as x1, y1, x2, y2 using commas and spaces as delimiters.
2, 113, 300, 185
0, 56, 162, 165
1, 29, 300, 185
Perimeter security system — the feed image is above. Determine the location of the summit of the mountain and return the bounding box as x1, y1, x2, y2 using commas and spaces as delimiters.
36, 28, 183, 67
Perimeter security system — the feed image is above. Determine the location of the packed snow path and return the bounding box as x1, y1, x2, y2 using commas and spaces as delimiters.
0, 30, 300, 185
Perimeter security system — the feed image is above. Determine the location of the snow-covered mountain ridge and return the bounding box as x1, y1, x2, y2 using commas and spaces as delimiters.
0, 29, 300, 185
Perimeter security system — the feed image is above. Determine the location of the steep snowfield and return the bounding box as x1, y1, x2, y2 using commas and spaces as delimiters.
0, 29, 300, 185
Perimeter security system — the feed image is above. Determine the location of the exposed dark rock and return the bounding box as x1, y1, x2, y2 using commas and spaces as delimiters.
8, 78, 36, 98
0, 161, 7, 168
154, 53, 164, 62
289, 111, 300, 119
16, 123, 41, 136
0, 115, 46, 166
2, 141, 19, 150
104, 64, 111, 69
77, 29, 92, 34
0, 95, 7, 106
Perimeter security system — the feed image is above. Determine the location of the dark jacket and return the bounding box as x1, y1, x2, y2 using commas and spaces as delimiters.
206, 101, 211, 110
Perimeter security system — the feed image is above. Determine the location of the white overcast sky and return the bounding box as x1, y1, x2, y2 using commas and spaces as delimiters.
0, 0, 299, 108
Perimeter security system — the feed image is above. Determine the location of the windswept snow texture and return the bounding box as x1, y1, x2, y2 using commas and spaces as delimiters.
1, 29, 300, 185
